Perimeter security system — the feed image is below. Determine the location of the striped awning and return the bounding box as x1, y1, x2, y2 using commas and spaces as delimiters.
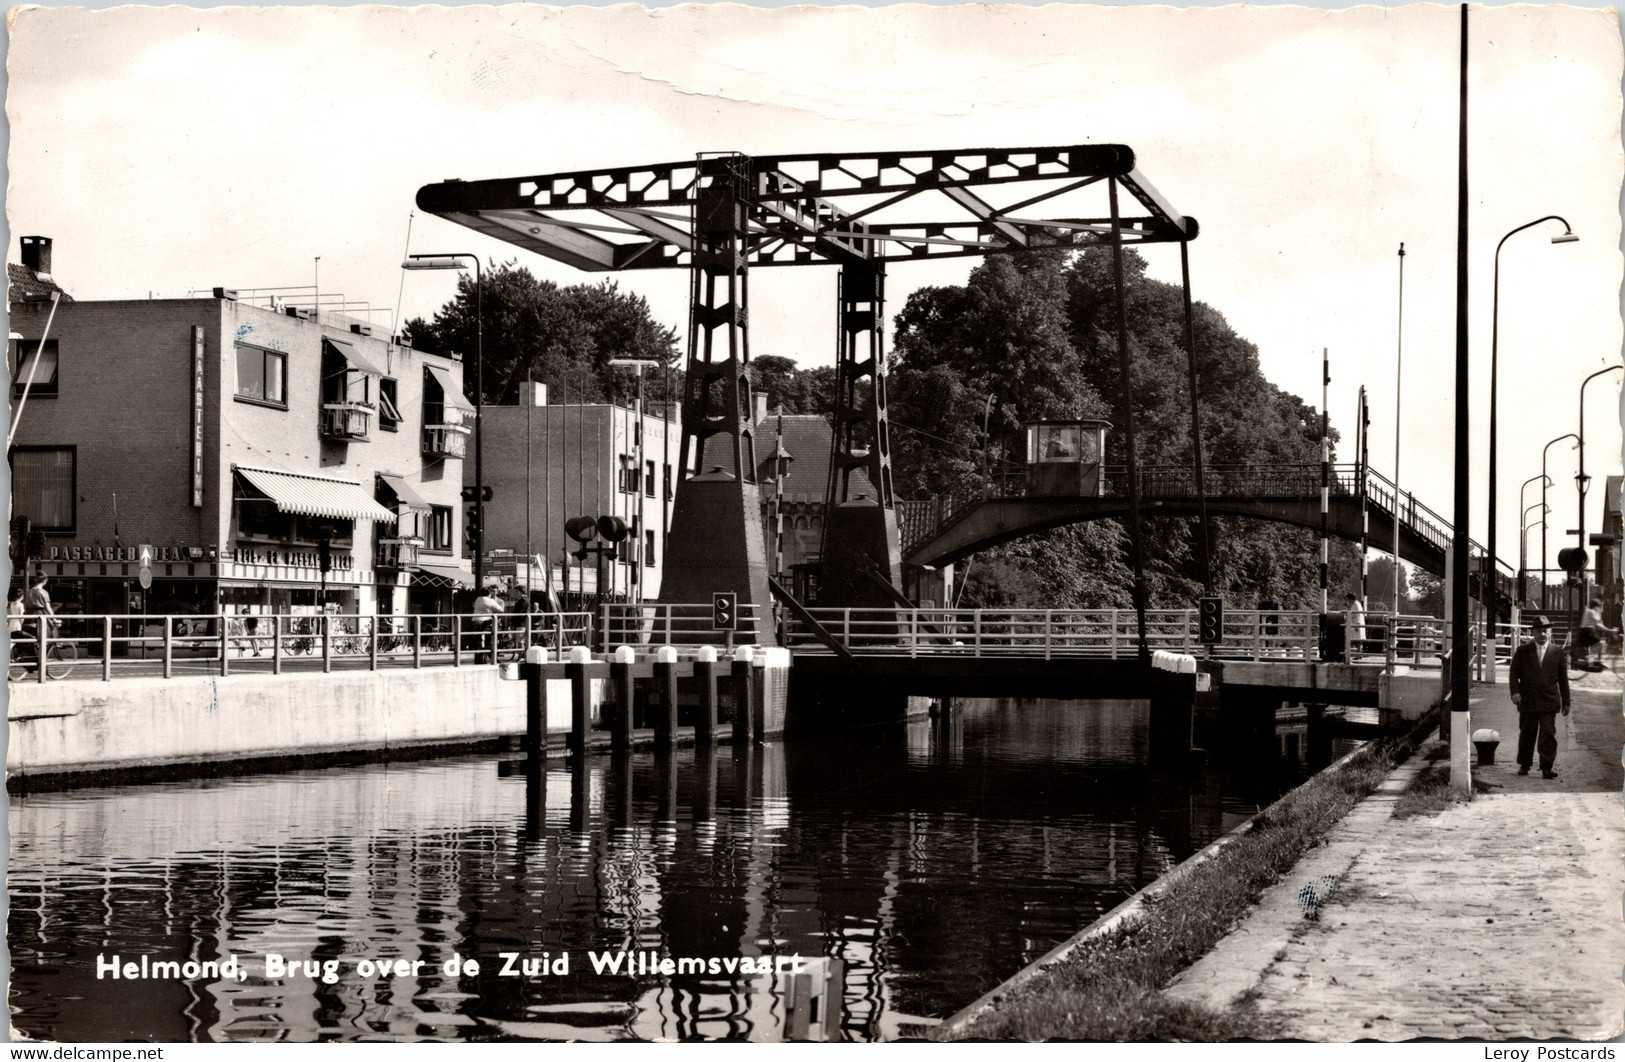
377, 472, 431, 513
416, 560, 475, 588
425, 363, 476, 413
235, 466, 397, 523
323, 335, 387, 377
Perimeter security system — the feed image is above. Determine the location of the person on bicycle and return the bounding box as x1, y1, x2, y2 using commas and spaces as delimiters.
1577, 598, 1618, 671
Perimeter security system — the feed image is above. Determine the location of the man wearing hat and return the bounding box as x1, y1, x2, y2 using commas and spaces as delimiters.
1507, 614, 1571, 778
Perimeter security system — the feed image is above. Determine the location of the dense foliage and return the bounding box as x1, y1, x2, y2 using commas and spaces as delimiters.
881, 246, 1366, 610
401, 261, 681, 411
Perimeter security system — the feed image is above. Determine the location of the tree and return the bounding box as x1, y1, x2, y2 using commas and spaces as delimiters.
402, 261, 680, 409
880, 245, 1347, 609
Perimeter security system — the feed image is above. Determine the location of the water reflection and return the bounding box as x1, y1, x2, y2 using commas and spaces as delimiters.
9, 697, 1309, 1042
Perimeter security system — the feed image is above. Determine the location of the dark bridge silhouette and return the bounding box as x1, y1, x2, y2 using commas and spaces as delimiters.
900, 462, 1515, 608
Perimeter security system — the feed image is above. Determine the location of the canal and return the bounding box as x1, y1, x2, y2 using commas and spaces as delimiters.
8, 697, 1336, 1042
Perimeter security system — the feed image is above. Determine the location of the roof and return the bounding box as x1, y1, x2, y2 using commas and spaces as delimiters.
754, 413, 873, 501
7, 263, 72, 304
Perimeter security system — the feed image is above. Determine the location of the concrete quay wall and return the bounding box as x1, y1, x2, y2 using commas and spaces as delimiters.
8, 649, 793, 782
6, 668, 576, 780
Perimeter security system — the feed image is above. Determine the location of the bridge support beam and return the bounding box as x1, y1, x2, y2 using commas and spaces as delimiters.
658, 153, 775, 644
819, 260, 904, 611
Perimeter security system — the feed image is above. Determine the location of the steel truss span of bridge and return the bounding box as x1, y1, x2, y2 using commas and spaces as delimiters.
900, 462, 1518, 610
419, 144, 1201, 645
419, 144, 1514, 645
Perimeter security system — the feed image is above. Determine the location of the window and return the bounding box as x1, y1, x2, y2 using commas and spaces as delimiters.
645, 460, 656, 498
236, 344, 287, 407
379, 378, 401, 432
618, 454, 639, 494
665, 463, 674, 499
426, 506, 454, 552
10, 446, 75, 532
645, 529, 656, 567
11, 340, 58, 398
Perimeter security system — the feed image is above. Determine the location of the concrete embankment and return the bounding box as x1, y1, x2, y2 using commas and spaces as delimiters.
7, 649, 793, 785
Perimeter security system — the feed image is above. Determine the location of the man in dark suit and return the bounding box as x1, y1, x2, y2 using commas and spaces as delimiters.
1508, 614, 1571, 778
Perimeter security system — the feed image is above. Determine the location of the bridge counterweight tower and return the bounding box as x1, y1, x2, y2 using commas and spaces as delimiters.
661, 153, 774, 640
819, 260, 904, 609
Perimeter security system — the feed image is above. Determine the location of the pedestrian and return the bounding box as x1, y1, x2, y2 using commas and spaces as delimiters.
1508, 614, 1570, 778
1575, 598, 1617, 670
1343, 592, 1366, 653
8, 585, 27, 673
471, 583, 505, 663
231, 606, 262, 657
25, 574, 54, 620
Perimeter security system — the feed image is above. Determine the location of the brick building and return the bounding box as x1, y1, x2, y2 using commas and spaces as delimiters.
8, 238, 472, 619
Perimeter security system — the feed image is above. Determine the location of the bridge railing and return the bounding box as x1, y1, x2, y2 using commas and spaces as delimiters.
6, 611, 594, 683
783, 607, 1326, 660
600, 603, 768, 647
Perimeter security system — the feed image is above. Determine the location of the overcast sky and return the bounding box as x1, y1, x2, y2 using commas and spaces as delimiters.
6, 2, 1622, 572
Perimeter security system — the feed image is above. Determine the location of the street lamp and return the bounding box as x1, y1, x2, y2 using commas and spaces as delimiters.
1542, 432, 1581, 609
402, 253, 484, 588
1577, 363, 1624, 592
1489, 216, 1576, 620
1518, 473, 1551, 602
1520, 498, 1549, 604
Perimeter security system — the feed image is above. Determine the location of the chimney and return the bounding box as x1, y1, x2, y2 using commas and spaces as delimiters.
753, 391, 768, 424
20, 236, 52, 277
521, 380, 549, 407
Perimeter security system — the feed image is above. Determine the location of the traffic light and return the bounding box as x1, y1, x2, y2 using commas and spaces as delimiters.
465, 507, 481, 556
1198, 595, 1224, 645
712, 591, 737, 632
317, 534, 333, 574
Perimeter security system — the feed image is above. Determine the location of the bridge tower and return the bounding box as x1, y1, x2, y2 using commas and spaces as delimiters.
659, 154, 774, 637
818, 261, 903, 609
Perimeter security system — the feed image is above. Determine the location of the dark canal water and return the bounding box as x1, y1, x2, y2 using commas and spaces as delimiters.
8, 698, 1321, 1042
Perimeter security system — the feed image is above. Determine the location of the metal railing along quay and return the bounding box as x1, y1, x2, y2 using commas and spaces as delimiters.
5, 612, 593, 683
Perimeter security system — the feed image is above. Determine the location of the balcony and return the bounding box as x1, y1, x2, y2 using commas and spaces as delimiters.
321, 402, 374, 441
376, 536, 424, 570
422, 423, 470, 459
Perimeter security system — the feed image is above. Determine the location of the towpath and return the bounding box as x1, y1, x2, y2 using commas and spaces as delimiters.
1164, 668, 1624, 1040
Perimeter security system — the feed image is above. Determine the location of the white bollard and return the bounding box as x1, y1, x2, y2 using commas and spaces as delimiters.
655, 645, 678, 664
732, 644, 756, 665
695, 644, 717, 663
566, 644, 591, 664
613, 644, 636, 664
524, 645, 549, 664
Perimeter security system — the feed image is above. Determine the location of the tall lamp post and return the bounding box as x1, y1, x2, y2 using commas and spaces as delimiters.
402, 254, 484, 588
1518, 473, 1551, 602
1542, 432, 1581, 610
1489, 217, 1576, 623
1577, 363, 1625, 605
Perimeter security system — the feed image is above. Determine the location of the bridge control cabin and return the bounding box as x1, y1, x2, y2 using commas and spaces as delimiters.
1025, 420, 1109, 497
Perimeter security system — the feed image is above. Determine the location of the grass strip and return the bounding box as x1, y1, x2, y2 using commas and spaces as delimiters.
936, 709, 1438, 1042
1391, 740, 1488, 818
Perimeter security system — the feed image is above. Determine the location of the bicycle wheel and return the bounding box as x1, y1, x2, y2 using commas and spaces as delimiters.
46, 644, 76, 680
8, 657, 28, 681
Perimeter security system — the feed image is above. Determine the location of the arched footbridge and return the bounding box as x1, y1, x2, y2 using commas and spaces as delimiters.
899, 463, 1515, 608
